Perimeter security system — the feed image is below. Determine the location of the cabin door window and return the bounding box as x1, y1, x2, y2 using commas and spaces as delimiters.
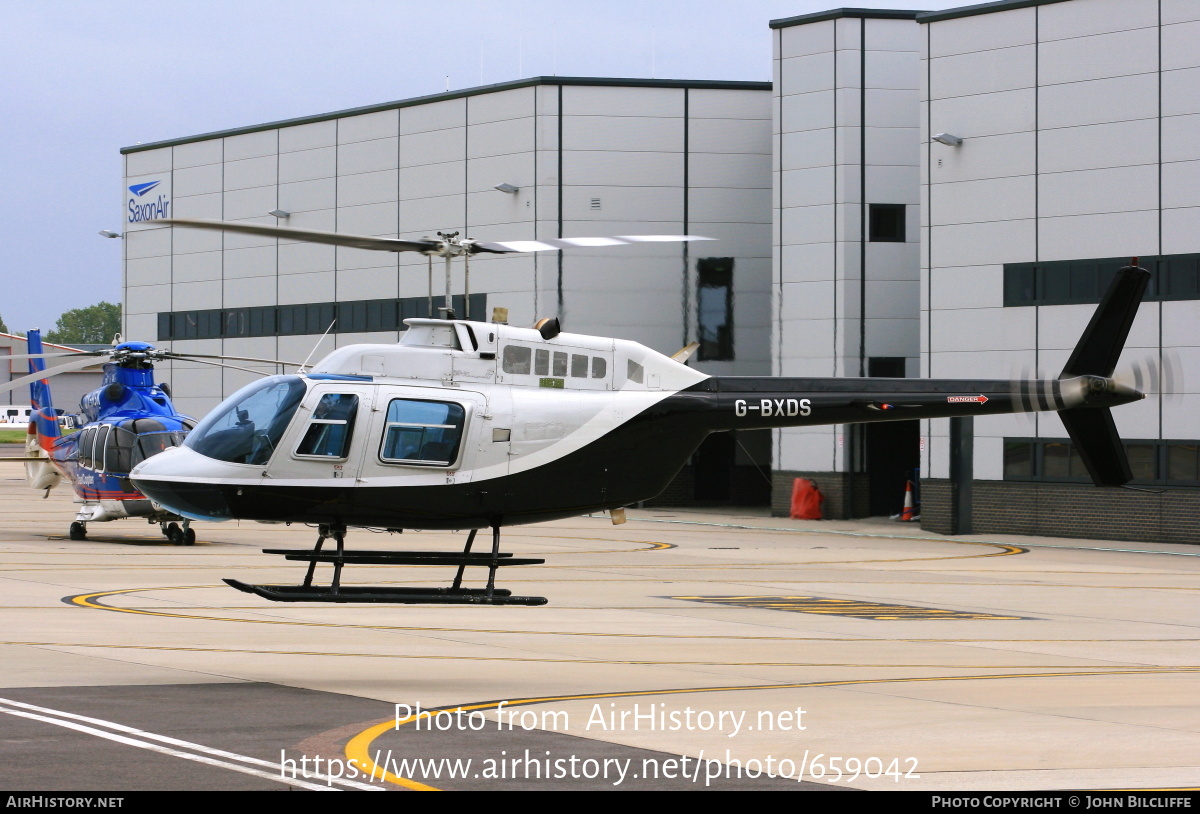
379, 399, 466, 466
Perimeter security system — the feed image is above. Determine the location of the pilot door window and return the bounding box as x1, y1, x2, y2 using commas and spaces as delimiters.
379, 399, 466, 467
295, 394, 359, 459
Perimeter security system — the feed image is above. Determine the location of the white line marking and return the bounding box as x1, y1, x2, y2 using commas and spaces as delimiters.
0, 697, 383, 791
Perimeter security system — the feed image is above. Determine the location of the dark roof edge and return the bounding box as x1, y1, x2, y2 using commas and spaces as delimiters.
916, 0, 1071, 24
769, 8, 924, 28
120, 76, 773, 154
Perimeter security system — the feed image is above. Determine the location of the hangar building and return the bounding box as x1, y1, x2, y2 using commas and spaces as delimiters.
916, 0, 1200, 543
119, 78, 777, 506
766, 0, 1199, 544
120, 0, 1200, 543
1, 333, 104, 420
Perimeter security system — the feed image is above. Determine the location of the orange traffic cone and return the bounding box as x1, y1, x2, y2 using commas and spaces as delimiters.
898, 480, 917, 522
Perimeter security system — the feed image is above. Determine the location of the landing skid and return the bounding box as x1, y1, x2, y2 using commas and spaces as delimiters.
225, 524, 547, 606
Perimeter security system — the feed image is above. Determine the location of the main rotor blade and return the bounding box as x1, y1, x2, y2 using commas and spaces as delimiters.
0, 355, 106, 398
475, 235, 716, 253
170, 357, 284, 377
161, 352, 305, 367
0, 351, 106, 362
162, 219, 440, 254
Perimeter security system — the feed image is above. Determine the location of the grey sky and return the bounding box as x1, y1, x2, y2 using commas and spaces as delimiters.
0, 0, 962, 334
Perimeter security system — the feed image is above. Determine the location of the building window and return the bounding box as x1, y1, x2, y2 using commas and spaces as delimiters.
1168, 442, 1199, 482
224, 308, 250, 338
869, 204, 906, 242
868, 357, 906, 378
1003, 437, 1200, 486
697, 257, 734, 361
337, 301, 368, 334
1003, 254, 1200, 307
156, 294, 485, 341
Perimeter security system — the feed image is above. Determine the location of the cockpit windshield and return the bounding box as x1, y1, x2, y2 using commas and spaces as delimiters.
185, 376, 306, 465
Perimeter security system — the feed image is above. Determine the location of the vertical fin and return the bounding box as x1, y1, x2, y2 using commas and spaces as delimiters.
1056, 262, 1150, 487
1060, 264, 1151, 378
26, 330, 62, 445
1059, 407, 1132, 487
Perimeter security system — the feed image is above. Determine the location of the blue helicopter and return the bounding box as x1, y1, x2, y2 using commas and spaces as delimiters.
4, 329, 299, 544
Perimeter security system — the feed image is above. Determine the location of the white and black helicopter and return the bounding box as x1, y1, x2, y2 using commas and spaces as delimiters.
130, 217, 1149, 606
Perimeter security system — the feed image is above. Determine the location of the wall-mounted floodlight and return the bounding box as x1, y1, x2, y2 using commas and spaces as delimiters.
98, 230, 123, 239
494, 183, 520, 194
269, 209, 291, 218
932, 133, 963, 146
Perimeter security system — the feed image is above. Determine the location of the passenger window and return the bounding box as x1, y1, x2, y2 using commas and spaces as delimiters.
592, 357, 607, 378
78, 427, 96, 468
105, 424, 139, 473
535, 349, 549, 376
502, 345, 532, 374
296, 394, 359, 458
92, 426, 111, 470
380, 399, 466, 466
571, 354, 588, 378
552, 351, 568, 377
627, 360, 644, 384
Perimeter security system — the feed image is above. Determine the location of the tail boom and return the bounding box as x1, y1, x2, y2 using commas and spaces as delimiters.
694, 374, 1139, 432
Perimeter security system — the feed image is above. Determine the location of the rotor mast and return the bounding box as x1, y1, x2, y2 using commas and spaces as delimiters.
431, 231, 473, 320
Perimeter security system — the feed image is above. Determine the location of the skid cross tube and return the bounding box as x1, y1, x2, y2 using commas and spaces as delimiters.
226, 524, 546, 606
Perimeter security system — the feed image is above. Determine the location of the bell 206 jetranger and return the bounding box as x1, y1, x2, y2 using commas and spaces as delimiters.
130, 218, 1149, 607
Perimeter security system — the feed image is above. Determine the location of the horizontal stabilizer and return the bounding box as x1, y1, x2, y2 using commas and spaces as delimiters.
1059, 407, 1132, 487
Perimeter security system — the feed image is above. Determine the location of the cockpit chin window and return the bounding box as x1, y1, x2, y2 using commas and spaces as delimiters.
185, 376, 306, 465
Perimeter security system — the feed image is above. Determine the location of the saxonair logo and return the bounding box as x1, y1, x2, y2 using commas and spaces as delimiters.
127, 178, 170, 224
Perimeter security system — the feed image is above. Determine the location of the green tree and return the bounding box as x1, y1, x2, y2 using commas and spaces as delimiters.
0, 313, 7, 334
44, 302, 122, 345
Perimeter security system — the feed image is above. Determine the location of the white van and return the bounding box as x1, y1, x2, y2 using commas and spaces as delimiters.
2, 407, 33, 425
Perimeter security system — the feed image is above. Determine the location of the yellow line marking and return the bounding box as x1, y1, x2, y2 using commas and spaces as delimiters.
64, 588, 1200, 643
15, 640, 1189, 669
668, 595, 1027, 620
345, 717, 441, 790
345, 667, 1200, 790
